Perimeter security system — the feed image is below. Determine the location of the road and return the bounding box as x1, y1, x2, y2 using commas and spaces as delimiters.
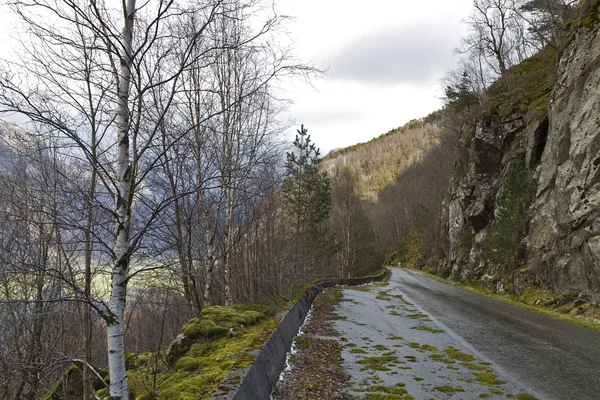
334, 268, 600, 400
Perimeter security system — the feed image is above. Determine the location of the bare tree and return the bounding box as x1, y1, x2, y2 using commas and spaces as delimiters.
0, 0, 228, 397
510, 0, 576, 50
329, 166, 380, 278
462, 0, 526, 77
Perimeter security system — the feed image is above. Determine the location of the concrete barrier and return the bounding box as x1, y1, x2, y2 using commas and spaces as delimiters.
211, 268, 390, 400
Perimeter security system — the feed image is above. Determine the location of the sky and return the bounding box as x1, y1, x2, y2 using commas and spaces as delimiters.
275, 0, 474, 153
0, 0, 474, 154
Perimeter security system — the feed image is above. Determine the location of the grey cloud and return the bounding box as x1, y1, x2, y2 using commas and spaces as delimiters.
323, 25, 460, 85
293, 108, 364, 126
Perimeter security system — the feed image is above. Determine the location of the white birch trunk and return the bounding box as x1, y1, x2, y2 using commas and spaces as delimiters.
107, 1, 135, 398
224, 193, 233, 306
201, 188, 216, 308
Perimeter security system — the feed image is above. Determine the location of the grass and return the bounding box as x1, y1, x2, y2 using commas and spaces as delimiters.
485, 47, 558, 121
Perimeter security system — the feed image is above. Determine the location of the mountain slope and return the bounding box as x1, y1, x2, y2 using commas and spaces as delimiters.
321, 115, 441, 200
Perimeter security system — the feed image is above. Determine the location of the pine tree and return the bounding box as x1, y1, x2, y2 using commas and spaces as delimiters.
283, 125, 332, 237
444, 71, 477, 112
282, 125, 337, 280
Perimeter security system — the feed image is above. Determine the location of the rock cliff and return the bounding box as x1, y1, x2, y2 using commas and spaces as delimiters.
440, 6, 600, 302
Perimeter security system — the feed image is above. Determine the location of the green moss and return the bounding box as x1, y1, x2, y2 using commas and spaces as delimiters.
516, 394, 538, 400
387, 335, 403, 341
376, 290, 393, 301
463, 363, 488, 371
295, 336, 312, 350
444, 346, 476, 363
365, 394, 415, 400
369, 385, 408, 395
357, 355, 399, 371
433, 385, 466, 395
181, 305, 266, 341
181, 319, 229, 339
410, 325, 445, 333
405, 313, 429, 320
350, 348, 368, 354
41, 374, 67, 400
175, 356, 206, 372
485, 47, 558, 121
419, 344, 439, 352
476, 372, 505, 386
110, 303, 279, 400
581, 11, 599, 28
573, 0, 600, 29
429, 353, 454, 364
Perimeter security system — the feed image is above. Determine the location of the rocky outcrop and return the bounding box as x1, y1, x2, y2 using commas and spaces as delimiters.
528, 21, 600, 301
443, 113, 532, 285
441, 7, 600, 301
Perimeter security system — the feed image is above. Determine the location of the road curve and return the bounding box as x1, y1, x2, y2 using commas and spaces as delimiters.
384, 268, 600, 400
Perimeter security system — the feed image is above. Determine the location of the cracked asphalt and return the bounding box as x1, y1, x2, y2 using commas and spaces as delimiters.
335, 268, 600, 400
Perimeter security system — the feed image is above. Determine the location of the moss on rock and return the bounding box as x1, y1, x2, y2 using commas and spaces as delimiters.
485, 47, 558, 121
102, 303, 277, 400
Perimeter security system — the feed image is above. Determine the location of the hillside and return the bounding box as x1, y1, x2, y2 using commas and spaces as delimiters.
321, 116, 441, 200
404, 1, 600, 309
323, 0, 600, 318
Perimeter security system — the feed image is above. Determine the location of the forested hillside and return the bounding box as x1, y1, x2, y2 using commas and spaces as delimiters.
321, 116, 442, 200
323, 110, 459, 271
0, 1, 353, 398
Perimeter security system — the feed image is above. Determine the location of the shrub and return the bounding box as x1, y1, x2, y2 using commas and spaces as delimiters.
485, 161, 534, 274
485, 47, 558, 121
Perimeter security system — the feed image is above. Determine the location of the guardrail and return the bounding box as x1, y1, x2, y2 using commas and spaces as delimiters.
211, 268, 390, 400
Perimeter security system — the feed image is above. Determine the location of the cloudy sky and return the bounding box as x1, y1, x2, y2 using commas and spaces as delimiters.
0, 0, 474, 154
276, 0, 473, 153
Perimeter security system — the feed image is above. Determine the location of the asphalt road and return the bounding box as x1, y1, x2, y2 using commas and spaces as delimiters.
336, 276, 524, 399
347, 268, 600, 400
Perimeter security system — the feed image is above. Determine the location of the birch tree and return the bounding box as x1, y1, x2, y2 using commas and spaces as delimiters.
152, 0, 309, 309
1, 0, 315, 397
0, 0, 226, 397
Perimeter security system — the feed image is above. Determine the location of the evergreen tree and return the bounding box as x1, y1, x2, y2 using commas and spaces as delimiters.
444, 71, 477, 112
283, 125, 332, 237
282, 125, 337, 280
